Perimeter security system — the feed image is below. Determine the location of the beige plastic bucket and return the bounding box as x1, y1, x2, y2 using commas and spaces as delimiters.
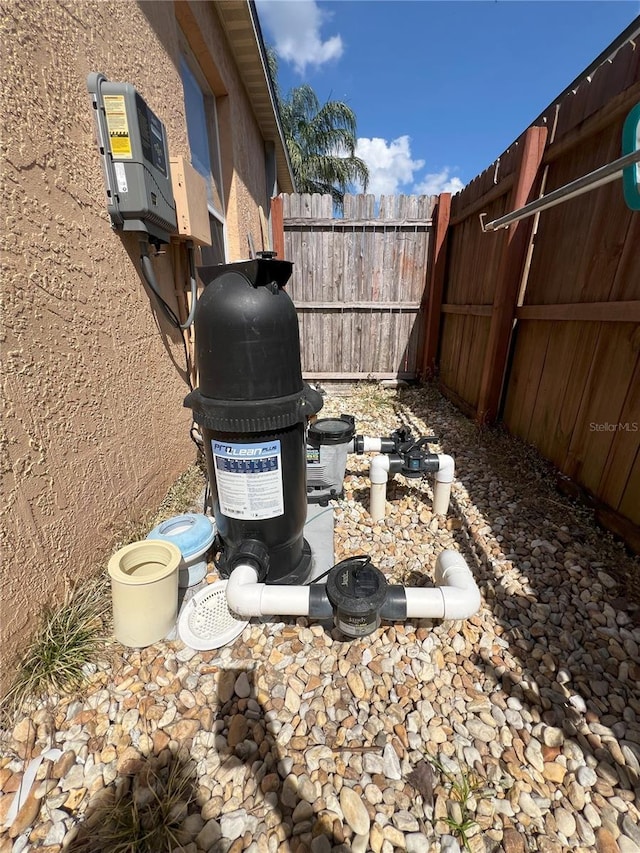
108, 540, 181, 647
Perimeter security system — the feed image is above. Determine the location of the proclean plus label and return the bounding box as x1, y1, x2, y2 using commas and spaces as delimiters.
212, 440, 284, 520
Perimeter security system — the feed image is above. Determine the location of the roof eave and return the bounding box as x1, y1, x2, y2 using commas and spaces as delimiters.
215, 0, 295, 194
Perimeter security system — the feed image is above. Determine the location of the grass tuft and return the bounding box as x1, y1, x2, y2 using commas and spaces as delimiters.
426, 753, 488, 852
1, 574, 111, 723
70, 750, 197, 853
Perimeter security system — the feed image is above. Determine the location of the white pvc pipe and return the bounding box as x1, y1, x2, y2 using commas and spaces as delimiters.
225, 550, 480, 622
405, 550, 481, 620
369, 454, 391, 521
435, 549, 482, 619
226, 563, 310, 618
346, 436, 384, 453
433, 453, 454, 515
369, 452, 455, 519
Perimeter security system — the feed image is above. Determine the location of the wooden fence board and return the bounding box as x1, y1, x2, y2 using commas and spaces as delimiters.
526, 321, 584, 463
503, 322, 553, 443
431, 35, 639, 547
610, 213, 640, 302
564, 324, 639, 495
619, 453, 640, 526
273, 35, 639, 548
599, 358, 640, 513
282, 192, 433, 377
551, 323, 604, 470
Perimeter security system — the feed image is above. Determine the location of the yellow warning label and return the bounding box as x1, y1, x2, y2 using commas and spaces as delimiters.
104, 95, 132, 159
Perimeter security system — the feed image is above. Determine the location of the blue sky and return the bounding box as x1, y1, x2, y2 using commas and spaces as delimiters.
257, 1, 639, 195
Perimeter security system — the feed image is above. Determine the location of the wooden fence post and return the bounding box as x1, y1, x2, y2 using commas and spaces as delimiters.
420, 192, 451, 379
271, 195, 285, 260
476, 126, 547, 424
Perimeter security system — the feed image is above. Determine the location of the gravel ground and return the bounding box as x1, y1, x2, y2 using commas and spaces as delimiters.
2, 383, 639, 853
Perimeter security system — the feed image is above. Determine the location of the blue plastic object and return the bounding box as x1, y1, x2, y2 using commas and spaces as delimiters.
147, 514, 216, 587
622, 103, 640, 211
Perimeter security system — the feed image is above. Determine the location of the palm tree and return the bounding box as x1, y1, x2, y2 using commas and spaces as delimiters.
279, 84, 369, 210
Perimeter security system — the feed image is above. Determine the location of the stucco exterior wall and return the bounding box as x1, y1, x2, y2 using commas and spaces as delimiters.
1, 0, 271, 692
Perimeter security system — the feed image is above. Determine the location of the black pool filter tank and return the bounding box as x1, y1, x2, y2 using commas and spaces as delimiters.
184, 256, 323, 584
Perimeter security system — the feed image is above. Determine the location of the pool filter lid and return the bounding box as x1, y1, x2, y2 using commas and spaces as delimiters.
308, 415, 355, 445
147, 513, 216, 560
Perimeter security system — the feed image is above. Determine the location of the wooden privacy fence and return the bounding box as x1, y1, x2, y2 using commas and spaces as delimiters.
424, 34, 640, 544
269, 31, 638, 548
272, 193, 435, 379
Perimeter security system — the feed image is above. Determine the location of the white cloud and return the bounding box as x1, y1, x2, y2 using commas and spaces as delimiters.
355, 135, 464, 198
355, 135, 425, 196
257, 0, 343, 75
414, 168, 465, 196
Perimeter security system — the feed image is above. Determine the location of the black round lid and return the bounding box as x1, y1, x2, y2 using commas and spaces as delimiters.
326, 558, 387, 614
308, 416, 355, 445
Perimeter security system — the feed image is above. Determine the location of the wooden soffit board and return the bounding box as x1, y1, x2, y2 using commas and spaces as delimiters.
213, 0, 295, 193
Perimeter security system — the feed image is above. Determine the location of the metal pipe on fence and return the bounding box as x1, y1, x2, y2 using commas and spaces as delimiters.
480, 149, 640, 232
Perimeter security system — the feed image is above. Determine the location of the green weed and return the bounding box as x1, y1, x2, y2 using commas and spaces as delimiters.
1, 574, 111, 722
427, 753, 488, 852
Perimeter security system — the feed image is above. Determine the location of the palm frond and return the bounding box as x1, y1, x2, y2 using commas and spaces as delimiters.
280, 84, 370, 208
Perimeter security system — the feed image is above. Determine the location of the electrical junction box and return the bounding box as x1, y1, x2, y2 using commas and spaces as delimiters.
87, 72, 177, 243
170, 156, 212, 246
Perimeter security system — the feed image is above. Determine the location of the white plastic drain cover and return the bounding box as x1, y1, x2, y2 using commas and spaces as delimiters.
178, 581, 249, 650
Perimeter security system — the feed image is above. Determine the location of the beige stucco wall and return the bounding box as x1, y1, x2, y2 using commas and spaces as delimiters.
1, 0, 271, 692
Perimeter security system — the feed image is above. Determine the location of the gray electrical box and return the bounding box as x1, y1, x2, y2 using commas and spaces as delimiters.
87, 73, 177, 243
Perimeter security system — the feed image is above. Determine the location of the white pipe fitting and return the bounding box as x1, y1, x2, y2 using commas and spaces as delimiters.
226, 563, 311, 618
369, 454, 391, 522
405, 550, 481, 620
433, 453, 454, 515
435, 549, 482, 619
369, 452, 455, 520
225, 550, 480, 622
347, 436, 384, 453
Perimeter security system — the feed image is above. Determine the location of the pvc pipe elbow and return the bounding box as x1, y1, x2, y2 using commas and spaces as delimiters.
435, 549, 471, 584
369, 453, 391, 485
225, 563, 311, 618
226, 563, 262, 618
435, 454, 455, 483
435, 550, 481, 619
439, 584, 481, 620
